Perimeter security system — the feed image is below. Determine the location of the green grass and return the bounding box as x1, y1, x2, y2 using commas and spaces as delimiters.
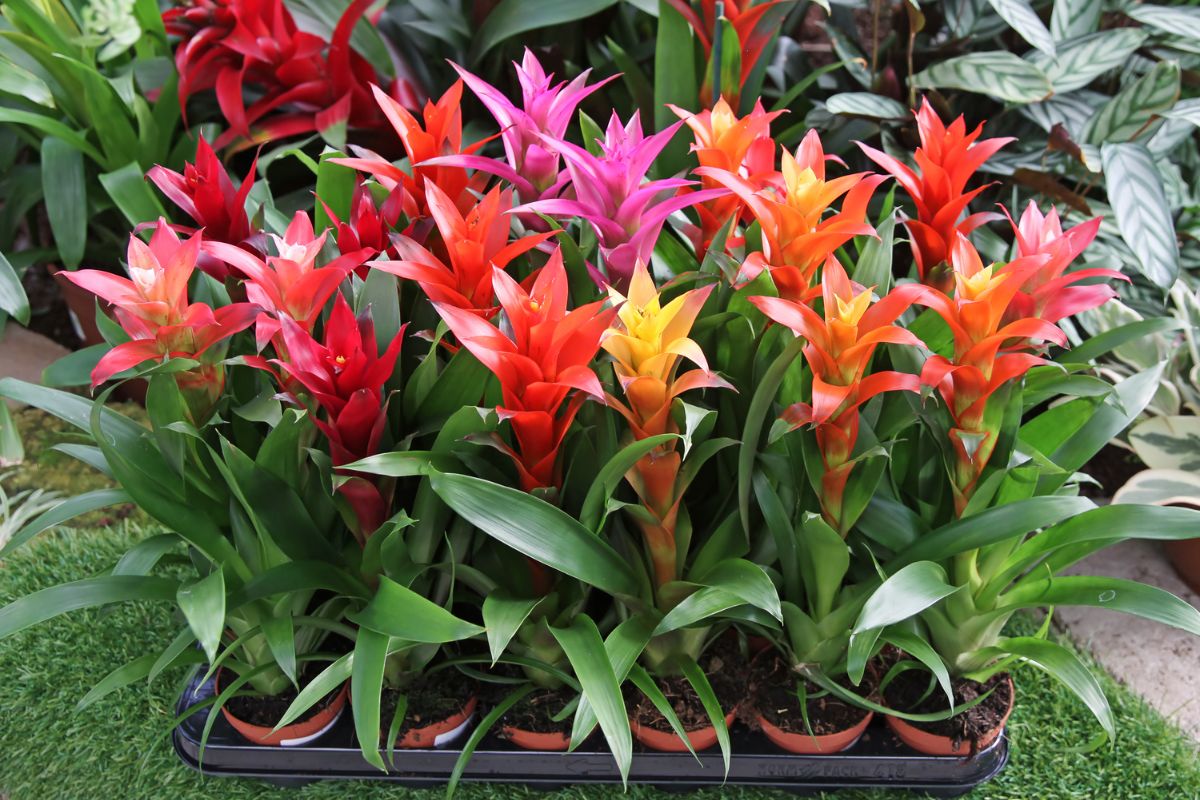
2, 525, 1199, 800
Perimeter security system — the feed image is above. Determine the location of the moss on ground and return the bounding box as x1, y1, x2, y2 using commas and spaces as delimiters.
2, 405, 146, 528
1, 524, 1199, 800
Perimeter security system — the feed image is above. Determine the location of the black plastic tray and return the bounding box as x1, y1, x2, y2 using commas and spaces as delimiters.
173, 669, 1008, 796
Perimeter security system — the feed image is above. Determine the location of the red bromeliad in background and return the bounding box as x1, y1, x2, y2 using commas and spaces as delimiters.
164, 0, 422, 149
205, 211, 374, 349
322, 182, 406, 274
371, 183, 554, 318
146, 136, 263, 281
62, 221, 257, 418
752, 260, 925, 533
699, 130, 882, 301
333, 82, 488, 226
247, 294, 405, 543
670, 98, 780, 259
859, 99, 1012, 293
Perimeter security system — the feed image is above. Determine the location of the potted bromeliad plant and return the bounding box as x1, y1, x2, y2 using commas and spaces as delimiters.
6, 11, 1200, 792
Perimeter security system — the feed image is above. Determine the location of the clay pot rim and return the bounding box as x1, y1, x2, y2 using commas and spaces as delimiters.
215, 668, 349, 747
631, 708, 738, 752
756, 709, 873, 754
501, 725, 572, 751
884, 674, 1015, 757
394, 694, 478, 748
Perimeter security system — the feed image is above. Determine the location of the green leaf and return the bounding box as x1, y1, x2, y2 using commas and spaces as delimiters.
430, 472, 640, 598
1050, 0, 1101, 40
177, 570, 225, 664
113, 533, 180, 576
569, 614, 656, 747
0, 487, 130, 557
1000, 576, 1200, 636
482, 591, 540, 664
351, 628, 388, 771
885, 628, 954, 711
1113, 469, 1200, 507
313, 149, 355, 233
987, 0, 1055, 56
77, 654, 158, 710
41, 137, 86, 268
275, 652, 352, 729
580, 433, 677, 532
0, 401, 23, 466
0, 250, 29, 325
473, 0, 618, 60
910, 51, 1052, 103
41, 344, 107, 387
99, 162, 166, 228
261, 616, 298, 686
341, 450, 448, 477
1028, 28, 1148, 94
0, 108, 103, 163
997, 636, 1112, 738
1101, 144, 1177, 289
551, 616, 632, 783
627, 664, 699, 758
349, 575, 483, 643
1126, 5, 1200, 42
446, 685, 534, 799
679, 656, 731, 774
0, 575, 177, 639
825, 92, 909, 119
653, 0, 697, 176
739, 335, 806, 532
848, 562, 958, 682
1083, 61, 1179, 145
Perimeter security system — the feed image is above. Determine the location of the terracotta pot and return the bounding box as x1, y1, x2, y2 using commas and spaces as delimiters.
395, 695, 477, 749
885, 675, 1014, 756
502, 726, 571, 751
633, 709, 737, 752
218, 673, 348, 747
1165, 537, 1200, 596
757, 709, 873, 755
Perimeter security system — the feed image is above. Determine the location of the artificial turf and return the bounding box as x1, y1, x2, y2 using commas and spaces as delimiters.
1, 523, 1198, 800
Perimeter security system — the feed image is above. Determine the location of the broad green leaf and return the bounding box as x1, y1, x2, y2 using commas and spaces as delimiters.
430, 472, 640, 598
351, 628, 388, 771
78, 654, 158, 710
99, 162, 166, 228
739, 336, 806, 532
987, 0, 1055, 56
275, 652, 352, 729
0, 487, 130, 557
261, 616, 298, 686
885, 628, 955, 711
41, 344, 107, 387
1050, 0, 1101, 41
1127, 416, 1200, 471
0, 401, 23, 465
1101, 144, 1178, 290
0, 250, 29, 325
113, 533, 180, 576
679, 656, 731, 774
848, 561, 958, 682
997, 636, 1112, 738
349, 575, 483, 643
482, 591, 540, 664
690, 558, 781, 618
1112, 469, 1200, 507
798, 515, 850, 622
1028, 29, 1148, 94
1001, 576, 1200, 636
825, 92, 909, 119
1127, 5, 1200, 42
1083, 61, 1179, 145
177, 570, 225, 663
41, 137, 86, 268
852, 212, 895, 293
341, 450, 448, 477
551, 617, 632, 783
910, 51, 1051, 103
569, 614, 656, 747
0, 108, 103, 163
0, 575, 177, 639
1162, 98, 1200, 128
473, 0, 618, 60
653, 585, 746, 635
313, 150, 354, 233
653, 0, 697, 175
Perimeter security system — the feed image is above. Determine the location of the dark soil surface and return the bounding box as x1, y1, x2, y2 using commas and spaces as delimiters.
21, 263, 80, 350
221, 670, 341, 729
1081, 444, 1143, 499
499, 685, 575, 736
629, 640, 748, 734
384, 669, 477, 740
884, 669, 1013, 752
749, 653, 871, 736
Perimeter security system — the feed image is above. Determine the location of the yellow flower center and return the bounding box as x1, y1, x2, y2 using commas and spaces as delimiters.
955, 265, 1007, 301
832, 289, 872, 326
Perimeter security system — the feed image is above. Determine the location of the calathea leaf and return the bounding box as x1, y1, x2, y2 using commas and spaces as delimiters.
1100, 143, 1179, 289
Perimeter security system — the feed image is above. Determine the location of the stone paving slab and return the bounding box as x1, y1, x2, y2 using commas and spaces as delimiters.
0, 326, 69, 407
1060, 538, 1200, 743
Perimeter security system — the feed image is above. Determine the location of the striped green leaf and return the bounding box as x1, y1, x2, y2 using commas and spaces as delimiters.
1083, 61, 1179, 145
1051, 0, 1101, 41
1020, 92, 1105, 136
1127, 416, 1200, 472
1101, 142, 1179, 289
1112, 469, 1200, 507
911, 51, 1052, 103
1028, 29, 1148, 94
1127, 5, 1200, 43
825, 92, 909, 119
1162, 98, 1200, 128
988, 0, 1055, 56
